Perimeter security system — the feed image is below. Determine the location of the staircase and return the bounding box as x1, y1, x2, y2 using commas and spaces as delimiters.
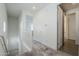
0, 36, 8, 56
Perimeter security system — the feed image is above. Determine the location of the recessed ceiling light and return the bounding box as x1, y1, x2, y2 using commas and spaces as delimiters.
32, 6, 36, 10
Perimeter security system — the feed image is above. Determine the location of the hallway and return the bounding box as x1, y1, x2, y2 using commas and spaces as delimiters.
60, 39, 78, 56
0, 3, 79, 56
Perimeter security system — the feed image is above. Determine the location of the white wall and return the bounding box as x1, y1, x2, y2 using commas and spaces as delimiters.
19, 11, 33, 54
66, 8, 79, 45
68, 14, 76, 40
33, 4, 58, 50
64, 15, 68, 40
75, 11, 79, 45
0, 3, 8, 55
8, 17, 19, 51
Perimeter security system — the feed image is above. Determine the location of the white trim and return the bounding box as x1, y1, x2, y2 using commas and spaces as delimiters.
34, 39, 57, 51
22, 42, 32, 52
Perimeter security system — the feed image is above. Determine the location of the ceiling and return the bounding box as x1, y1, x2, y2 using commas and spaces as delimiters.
5, 3, 49, 18
60, 3, 79, 11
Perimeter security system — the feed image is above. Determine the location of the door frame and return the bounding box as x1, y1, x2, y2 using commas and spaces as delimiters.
57, 4, 64, 50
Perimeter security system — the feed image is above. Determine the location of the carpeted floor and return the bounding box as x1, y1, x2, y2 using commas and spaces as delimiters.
20, 40, 71, 56
8, 40, 71, 56
60, 39, 78, 56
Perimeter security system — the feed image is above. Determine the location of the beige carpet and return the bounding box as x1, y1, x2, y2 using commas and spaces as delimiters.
9, 40, 71, 56
60, 39, 78, 56
20, 40, 71, 56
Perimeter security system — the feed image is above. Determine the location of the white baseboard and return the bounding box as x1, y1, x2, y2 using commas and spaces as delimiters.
33, 39, 57, 51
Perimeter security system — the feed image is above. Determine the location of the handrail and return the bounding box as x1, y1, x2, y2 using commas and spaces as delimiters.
0, 35, 8, 55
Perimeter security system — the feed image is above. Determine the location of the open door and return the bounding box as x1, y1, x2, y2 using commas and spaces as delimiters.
58, 3, 78, 55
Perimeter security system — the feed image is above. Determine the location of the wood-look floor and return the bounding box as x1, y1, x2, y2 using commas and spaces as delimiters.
60, 39, 78, 56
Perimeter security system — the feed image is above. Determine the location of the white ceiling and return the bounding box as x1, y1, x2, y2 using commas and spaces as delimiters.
5, 3, 49, 18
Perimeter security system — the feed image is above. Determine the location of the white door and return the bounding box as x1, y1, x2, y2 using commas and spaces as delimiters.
68, 13, 76, 40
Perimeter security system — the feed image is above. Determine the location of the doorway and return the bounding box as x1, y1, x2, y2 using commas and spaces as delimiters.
57, 3, 78, 56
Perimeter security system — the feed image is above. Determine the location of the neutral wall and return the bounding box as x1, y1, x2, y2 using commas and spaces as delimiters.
75, 11, 79, 45
33, 4, 58, 50
8, 17, 19, 51
68, 14, 76, 40
64, 15, 68, 40
0, 3, 8, 55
